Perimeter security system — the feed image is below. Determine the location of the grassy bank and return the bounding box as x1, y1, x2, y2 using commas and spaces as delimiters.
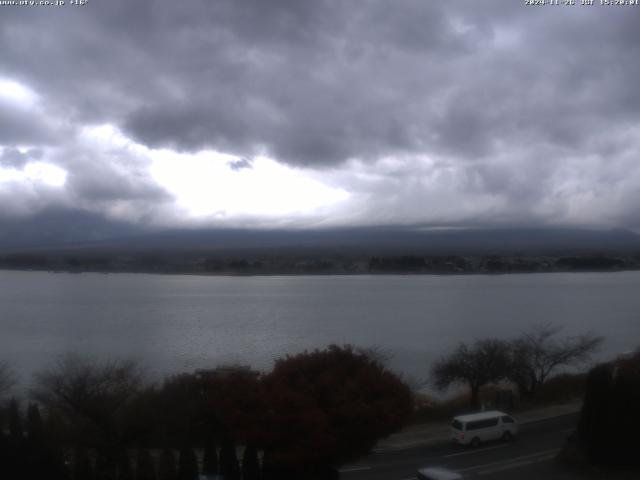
411, 372, 586, 424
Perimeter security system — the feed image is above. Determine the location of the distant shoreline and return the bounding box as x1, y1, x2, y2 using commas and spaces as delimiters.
2, 250, 639, 278
2, 265, 639, 278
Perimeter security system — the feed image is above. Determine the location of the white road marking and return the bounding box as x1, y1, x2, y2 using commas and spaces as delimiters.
477, 459, 534, 475
477, 453, 557, 475
443, 444, 510, 458
338, 466, 372, 473
457, 448, 560, 473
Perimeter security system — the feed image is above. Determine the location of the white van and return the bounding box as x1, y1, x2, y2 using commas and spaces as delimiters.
451, 410, 518, 447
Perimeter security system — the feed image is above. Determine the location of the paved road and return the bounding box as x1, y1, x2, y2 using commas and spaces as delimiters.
339, 413, 579, 480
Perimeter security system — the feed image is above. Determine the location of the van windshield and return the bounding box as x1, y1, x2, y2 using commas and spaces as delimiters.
451, 419, 463, 430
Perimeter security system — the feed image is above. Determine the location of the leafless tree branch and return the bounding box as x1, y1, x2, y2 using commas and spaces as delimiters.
0, 361, 17, 398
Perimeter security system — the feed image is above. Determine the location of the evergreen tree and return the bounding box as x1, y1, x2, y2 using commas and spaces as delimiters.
117, 452, 134, 480
219, 434, 240, 480
260, 450, 274, 480
24, 403, 54, 480
136, 449, 157, 480
95, 450, 114, 480
42, 409, 71, 480
1, 426, 21, 479
178, 446, 199, 480
157, 448, 178, 480
26, 403, 45, 444
578, 352, 640, 466
202, 437, 218, 477
242, 444, 260, 480
73, 446, 94, 480
9, 397, 22, 441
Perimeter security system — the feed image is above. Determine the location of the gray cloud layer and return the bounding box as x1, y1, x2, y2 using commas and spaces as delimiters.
1, 1, 639, 229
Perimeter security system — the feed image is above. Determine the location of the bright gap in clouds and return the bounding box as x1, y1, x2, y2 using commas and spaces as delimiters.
0, 161, 67, 187
150, 150, 350, 219
0, 78, 38, 107
24, 162, 67, 187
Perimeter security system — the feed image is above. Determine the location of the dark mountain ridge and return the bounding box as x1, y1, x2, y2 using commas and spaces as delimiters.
1, 209, 639, 257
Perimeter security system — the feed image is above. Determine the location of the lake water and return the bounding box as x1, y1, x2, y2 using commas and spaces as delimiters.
1, 269, 639, 390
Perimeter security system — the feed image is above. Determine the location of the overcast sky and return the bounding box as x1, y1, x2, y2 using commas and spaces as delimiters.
1, 0, 639, 232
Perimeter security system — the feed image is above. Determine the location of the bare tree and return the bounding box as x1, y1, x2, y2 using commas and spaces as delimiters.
31, 352, 144, 468
32, 353, 143, 419
509, 323, 603, 398
357, 345, 396, 367
0, 361, 16, 399
431, 339, 511, 409
358, 346, 427, 391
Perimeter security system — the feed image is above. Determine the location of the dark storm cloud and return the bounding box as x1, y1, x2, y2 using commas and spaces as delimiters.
2, 0, 465, 165
115, 0, 473, 165
44, 126, 176, 223
0, 99, 56, 146
64, 155, 168, 204
1, 1, 640, 228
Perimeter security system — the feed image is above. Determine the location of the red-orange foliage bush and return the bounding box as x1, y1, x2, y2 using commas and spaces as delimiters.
261, 345, 413, 473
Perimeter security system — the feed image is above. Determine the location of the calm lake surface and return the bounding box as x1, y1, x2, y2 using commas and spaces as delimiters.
1, 269, 639, 388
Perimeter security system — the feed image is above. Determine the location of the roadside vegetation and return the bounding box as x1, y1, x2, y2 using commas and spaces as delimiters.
560, 349, 640, 469
0, 325, 613, 479
0, 345, 412, 480
430, 324, 602, 410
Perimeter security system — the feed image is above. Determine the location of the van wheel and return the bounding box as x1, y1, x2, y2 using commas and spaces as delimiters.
502, 431, 514, 442
470, 437, 481, 448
